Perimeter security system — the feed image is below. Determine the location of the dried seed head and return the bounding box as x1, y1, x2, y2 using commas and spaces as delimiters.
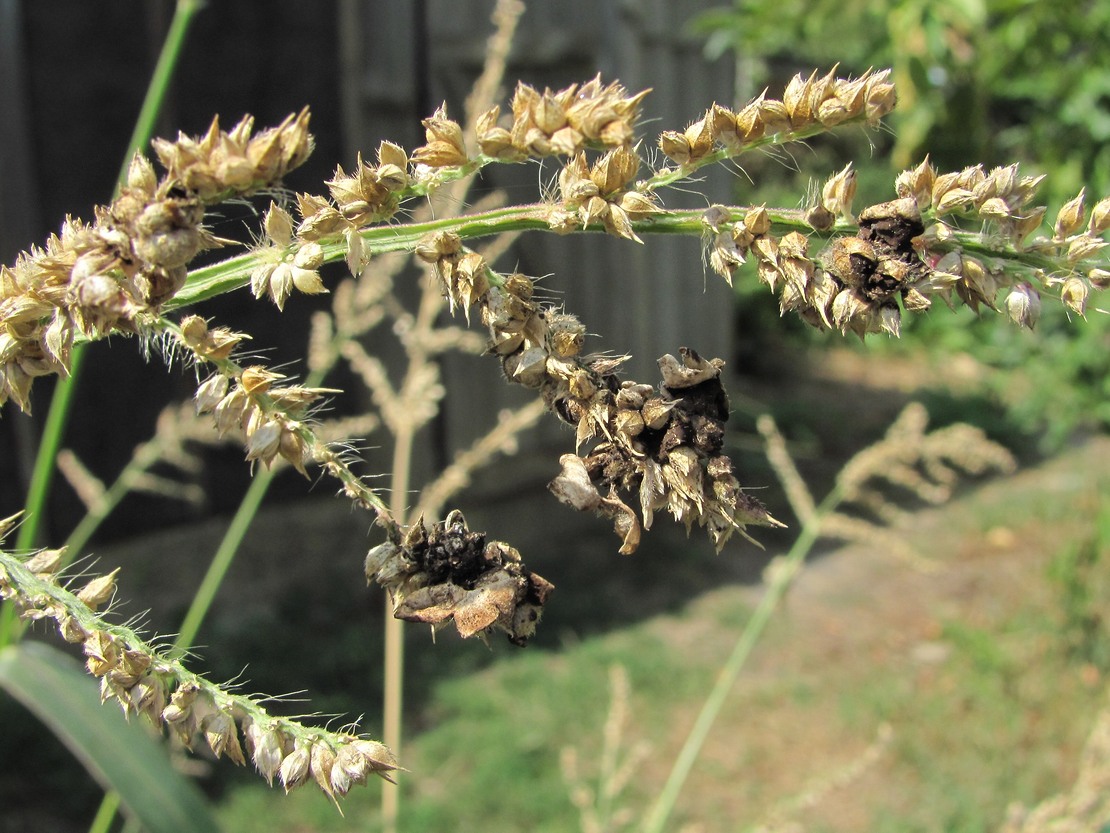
414, 230, 462, 264
296, 192, 346, 240
213, 388, 251, 436
831, 288, 870, 330
935, 187, 975, 215
745, 205, 771, 236
152, 108, 313, 201
783, 71, 816, 127
708, 229, 746, 281
1066, 235, 1108, 263
204, 710, 241, 762
1060, 276, 1089, 317
280, 743, 311, 792
503, 345, 548, 388
659, 130, 691, 165
126, 153, 158, 194
734, 93, 767, 142
77, 569, 120, 611
24, 547, 65, 576
806, 205, 835, 232
902, 286, 932, 312
412, 105, 468, 168
245, 418, 283, 466
757, 98, 791, 135
278, 426, 310, 476
1088, 268, 1110, 289
895, 156, 936, 208
547, 312, 586, 357
568, 369, 596, 399
864, 70, 897, 121
1013, 205, 1047, 247
957, 257, 1000, 312
619, 190, 658, 218
84, 629, 120, 676
475, 105, 519, 159
240, 366, 284, 395
1055, 189, 1087, 239
878, 304, 901, 337
1005, 282, 1041, 329
251, 725, 286, 786
591, 146, 639, 194
1088, 195, 1110, 234
351, 739, 399, 780
822, 163, 857, 219
708, 103, 740, 148
195, 373, 230, 414
823, 236, 876, 287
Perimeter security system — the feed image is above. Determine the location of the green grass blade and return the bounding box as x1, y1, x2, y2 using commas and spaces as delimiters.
0, 641, 221, 833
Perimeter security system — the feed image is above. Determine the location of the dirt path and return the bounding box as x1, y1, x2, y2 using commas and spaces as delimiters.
641, 435, 1110, 832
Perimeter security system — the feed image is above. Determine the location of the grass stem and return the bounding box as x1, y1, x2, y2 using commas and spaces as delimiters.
640, 485, 844, 833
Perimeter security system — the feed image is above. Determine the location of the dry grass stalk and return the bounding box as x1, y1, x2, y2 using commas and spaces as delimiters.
560, 664, 651, 833
999, 690, 1110, 832
760, 404, 1016, 572
751, 723, 894, 833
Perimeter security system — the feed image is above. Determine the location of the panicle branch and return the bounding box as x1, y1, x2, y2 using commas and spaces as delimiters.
0, 539, 399, 800
416, 235, 784, 553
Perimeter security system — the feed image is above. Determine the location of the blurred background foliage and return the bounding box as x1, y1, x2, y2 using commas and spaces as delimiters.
691, 0, 1110, 451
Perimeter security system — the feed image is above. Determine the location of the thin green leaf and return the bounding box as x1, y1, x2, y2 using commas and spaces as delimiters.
0, 641, 221, 833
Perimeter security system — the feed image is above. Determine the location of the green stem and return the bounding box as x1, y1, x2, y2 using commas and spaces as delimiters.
13, 346, 86, 555
116, 0, 204, 189
64, 435, 173, 559
167, 204, 829, 311
172, 466, 276, 655
640, 484, 845, 833
0, 348, 87, 646
86, 791, 122, 833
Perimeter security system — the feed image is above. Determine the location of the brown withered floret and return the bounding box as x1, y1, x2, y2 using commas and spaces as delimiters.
812, 198, 930, 334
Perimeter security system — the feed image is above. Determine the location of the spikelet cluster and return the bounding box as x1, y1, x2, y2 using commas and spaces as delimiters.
706, 161, 1110, 336
899, 158, 1110, 326
706, 197, 924, 338
184, 316, 332, 476
546, 146, 659, 241
364, 510, 553, 646
659, 68, 896, 167
0, 111, 314, 412
0, 540, 398, 800
151, 110, 313, 202
296, 141, 411, 240
417, 237, 781, 553
476, 76, 650, 160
